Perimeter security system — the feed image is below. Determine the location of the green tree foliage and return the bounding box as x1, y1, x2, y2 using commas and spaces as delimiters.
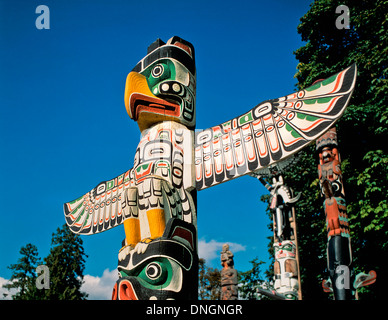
198, 258, 221, 300
269, 0, 388, 299
3, 224, 88, 300
43, 224, 88, 300
238, 258, 266, 300
198, 258, 208, 299
2, 244, 44, 300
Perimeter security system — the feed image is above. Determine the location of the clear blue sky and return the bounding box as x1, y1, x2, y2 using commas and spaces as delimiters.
0, 0, 313, 285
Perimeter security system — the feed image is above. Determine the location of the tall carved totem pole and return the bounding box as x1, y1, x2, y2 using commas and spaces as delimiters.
66, 37, 199, 300
254, 173, 302, 300
64, 36, 356, 300
316, 127, 352, 300
220, 244, 238, 300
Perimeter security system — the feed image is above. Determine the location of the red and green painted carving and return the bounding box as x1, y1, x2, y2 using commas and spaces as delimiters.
64, 36, 356, 300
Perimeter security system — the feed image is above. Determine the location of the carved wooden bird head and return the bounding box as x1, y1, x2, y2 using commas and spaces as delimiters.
124, 36, 196, 132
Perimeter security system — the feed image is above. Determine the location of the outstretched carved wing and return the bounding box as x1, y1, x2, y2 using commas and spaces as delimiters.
64, 169, 133, 234
195, 64, 357, 190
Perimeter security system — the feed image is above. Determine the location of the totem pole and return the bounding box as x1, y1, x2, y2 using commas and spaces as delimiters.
316, 126, 352, 300
254, 172, 302, 300
220, 244, 238, 300
64, 35, 356, 300
66, 37, 199, 300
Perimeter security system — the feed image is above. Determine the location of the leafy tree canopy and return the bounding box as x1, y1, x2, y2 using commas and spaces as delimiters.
3, 224, 88, 300
198, 258, 221, 300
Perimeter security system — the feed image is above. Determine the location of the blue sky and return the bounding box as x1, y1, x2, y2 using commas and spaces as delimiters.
0, 0, 313, 298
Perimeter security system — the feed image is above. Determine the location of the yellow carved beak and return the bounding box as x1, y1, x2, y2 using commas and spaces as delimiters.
124, 71, 180, 132
124, 72, 158, 119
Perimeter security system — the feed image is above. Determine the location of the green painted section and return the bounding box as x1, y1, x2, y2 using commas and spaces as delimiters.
69, 196, 83, 205
136, 163, 150, 173
296, 113, 320, 122
322, 73, 337, 86
285, 123, 302, 139
305, 73, 337, 92
141, 59, 176, 91
238, 111, 253, 126
306, 82, 321, 92
119, 257, 174, 290
304, 97, 333, 104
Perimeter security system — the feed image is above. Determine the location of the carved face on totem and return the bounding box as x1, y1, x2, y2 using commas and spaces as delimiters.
320, 146, 338, 164
124, 36, 196, 132
220, 244, 235, 268
113, 219, 198, 300
273, 240, 298, 299
316, 127, 339, 165
317, 144, 343, 199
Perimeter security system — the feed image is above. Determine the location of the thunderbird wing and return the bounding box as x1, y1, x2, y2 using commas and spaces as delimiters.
195, 64, 357, 190
64, 169, 134, 234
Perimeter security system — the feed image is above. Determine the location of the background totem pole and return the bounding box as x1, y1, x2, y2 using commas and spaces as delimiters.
254, 172, 302, 300
316, 126, 352, 300
64, 36, 356, 300
220, 244, 238, 300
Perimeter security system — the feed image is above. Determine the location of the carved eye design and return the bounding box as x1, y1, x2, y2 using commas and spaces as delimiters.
145, 262, 162, 280
332, 181, 341, 193
138, 260, 169, 288
283, 244, 293, 251
151, 64, 164, 78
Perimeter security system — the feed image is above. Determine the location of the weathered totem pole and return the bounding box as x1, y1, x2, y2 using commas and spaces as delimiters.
316, 127, 352, 300
220, 244, 238, 300
64, 35, 356, 300
255, 173, 302, 300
